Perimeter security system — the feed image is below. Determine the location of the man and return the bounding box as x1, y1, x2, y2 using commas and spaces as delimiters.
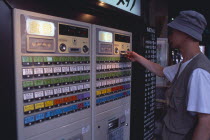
126, 11, 210, 140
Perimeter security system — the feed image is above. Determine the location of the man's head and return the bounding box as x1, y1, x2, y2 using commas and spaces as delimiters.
168, 10, 207, 48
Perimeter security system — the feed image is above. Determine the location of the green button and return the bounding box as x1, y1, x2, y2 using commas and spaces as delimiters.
61, 56, 68, 62
53, 56, 60, 62
33, 56, 43, 62
44, 56, 53, 62
43, 79, 51, 85
22, 56, 33, 63
23, 81, 33, 88
34, 80, 44, 86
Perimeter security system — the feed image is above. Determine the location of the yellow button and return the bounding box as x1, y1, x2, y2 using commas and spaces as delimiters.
96, 90, 101, 95
45, 100, 54, 107
24, 104, 34, 112
35, 102, 45, 110
101, 89, 107, 95
106, 88, 111, 93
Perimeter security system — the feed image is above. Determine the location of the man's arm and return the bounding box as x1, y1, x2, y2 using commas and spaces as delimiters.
192, 113, 210, 140
126, 51, 164, 77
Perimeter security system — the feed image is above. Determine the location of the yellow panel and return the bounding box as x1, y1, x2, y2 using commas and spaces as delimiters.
106, 88, 111, 93
45, 100, 54, 107
35, 102, 45, 110
24, 104, 34, 112
96, 90, 102, 95
101, 89, 107, 94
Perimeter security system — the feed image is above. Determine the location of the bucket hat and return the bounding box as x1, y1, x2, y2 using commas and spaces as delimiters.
168, 10, 207, 41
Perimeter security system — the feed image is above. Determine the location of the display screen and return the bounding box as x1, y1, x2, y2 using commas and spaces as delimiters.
99, 31, 113, 43
115, 34, 130, 43
26, 19, 55, 36
59, 24, 88, 38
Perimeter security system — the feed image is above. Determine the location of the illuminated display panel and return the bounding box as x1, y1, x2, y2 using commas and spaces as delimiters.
99, 31, 113, 43
26, 19, 55, 36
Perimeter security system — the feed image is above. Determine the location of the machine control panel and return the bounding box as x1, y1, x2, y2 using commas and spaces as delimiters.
14, 9, 92, 140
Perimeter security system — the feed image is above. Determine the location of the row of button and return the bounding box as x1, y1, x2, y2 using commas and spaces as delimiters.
96, 77, 131, 89
96, 57, 129, 63
24, 101, 90, 126
96, 63, 131, 72
23, 84, 90, 102
96, 71, 131, 81
24, 92, 90, 114
22, 65, 90, 79
22, 75, 90, 91
96, 91, 130, 106
22, 56, 90, 66
96, 84, 131, 97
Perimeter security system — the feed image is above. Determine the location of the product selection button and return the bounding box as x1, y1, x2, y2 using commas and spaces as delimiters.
22, 68, 33, 78
33, 56, 43, 65
44, 56, 53, 65
44, 89, 54, 98
24, 104, 34, 114
34, 91, 44, 100
34, 68, 44, 77
35, 102, 45, 112
43, 67, 53, 76
23, 92, 34, 102
22, 56, 33, 66
24, 116, 35, 126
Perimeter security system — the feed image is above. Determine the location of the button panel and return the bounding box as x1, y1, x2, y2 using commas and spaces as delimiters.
22, 56, 91, 127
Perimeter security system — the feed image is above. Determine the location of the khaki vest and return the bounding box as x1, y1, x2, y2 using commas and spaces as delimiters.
162, 53, 210, 140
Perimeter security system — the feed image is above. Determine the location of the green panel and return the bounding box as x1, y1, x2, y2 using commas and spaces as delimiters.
33, 56, 43, 62
22, 56, 33, 62
22, 81, 33, 88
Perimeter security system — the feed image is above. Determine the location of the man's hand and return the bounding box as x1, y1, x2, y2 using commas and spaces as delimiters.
192, 113, 210, 140
126, 51, 141, 62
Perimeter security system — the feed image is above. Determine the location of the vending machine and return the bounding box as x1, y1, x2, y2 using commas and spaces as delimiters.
14, 9, 92, 140
92, 25, 132, 140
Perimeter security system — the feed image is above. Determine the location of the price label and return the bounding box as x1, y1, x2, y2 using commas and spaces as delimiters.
34, 68, 44, 74
115, 64, 120, 68
96, 81, 101, 87
111, 64, 116, 69
102, 81, 107, 86
102, 64, 107, 70
23, 93, 34, 101
84, 65, 90, 71
112, 79, 116, 84
70, 66, 77, 72
77, 66, 84, 71
62, 67, 70, 72
77, 85, 84, 90
44, 89, 54, 96
23, 69, 33, 75
62, 87, 70, 93
44, 67, 53, 74
54, 88, 62, 95
115, 79, 120, 84
97, 65, 102, 70
34, 91, 44, 98
70, 86, 77, 91
84, 83, 90, 89
53, 67, 61, 73
107, 64, 111, 69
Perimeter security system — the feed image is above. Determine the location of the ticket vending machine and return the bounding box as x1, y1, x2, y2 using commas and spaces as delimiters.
14, 9, 92, 140
92, 25, 132, 140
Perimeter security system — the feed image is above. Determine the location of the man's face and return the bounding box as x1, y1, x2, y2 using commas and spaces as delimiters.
168, 28, 187, 49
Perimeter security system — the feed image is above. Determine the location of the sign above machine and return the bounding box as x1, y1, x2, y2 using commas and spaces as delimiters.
99, 0, 141, 16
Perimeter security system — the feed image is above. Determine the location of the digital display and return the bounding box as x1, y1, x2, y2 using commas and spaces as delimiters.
26, 19, 55, 36
59, 24, 88, 38
115, 34, 130, 43
99, 31, 113, 43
